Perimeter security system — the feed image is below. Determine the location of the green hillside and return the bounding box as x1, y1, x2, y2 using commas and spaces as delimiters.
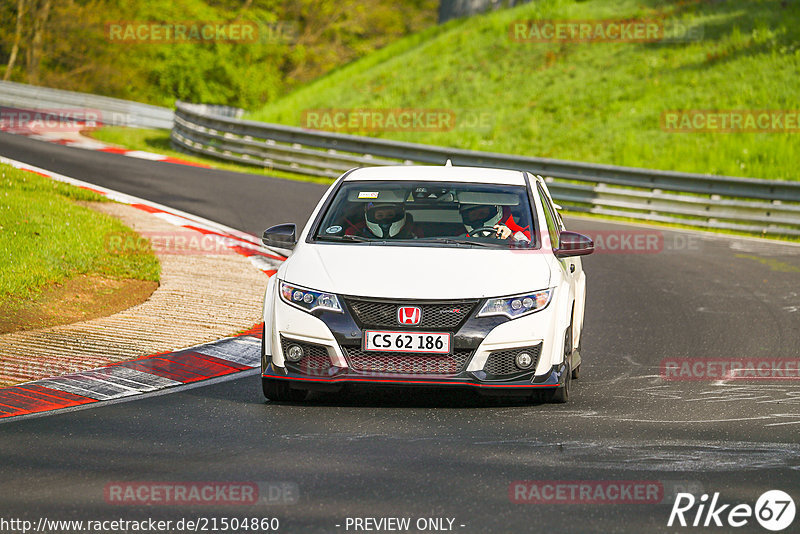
250, 0, 800, 180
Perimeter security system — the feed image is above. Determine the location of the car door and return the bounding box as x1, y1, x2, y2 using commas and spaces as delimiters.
537, 180, 587, 353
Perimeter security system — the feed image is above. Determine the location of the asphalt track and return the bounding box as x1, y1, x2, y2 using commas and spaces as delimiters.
1, 131, 799, 533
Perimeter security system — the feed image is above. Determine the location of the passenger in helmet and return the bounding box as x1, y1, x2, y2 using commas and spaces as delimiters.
459, 204, 531, 241
345, 202, 422, 239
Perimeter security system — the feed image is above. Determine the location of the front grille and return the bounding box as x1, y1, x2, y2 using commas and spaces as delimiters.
483, 344, 542, 377
342, 347, 472, 375
345, 298, 478, 329
281, 337, 332, 377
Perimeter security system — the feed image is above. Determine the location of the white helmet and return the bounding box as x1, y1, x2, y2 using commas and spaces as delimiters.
459, 204, 502, 232
365, 203, 407, 238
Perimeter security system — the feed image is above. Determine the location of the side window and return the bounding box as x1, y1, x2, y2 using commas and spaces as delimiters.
536, 183, 560, 250
540, 182, 564, 229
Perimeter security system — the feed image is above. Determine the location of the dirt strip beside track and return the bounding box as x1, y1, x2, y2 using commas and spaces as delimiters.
0, 202, 266, 386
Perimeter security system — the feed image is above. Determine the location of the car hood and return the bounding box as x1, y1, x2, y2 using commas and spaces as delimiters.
282, 243, 552, 300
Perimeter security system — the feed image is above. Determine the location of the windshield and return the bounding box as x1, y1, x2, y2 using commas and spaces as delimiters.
312, 180, 538, 248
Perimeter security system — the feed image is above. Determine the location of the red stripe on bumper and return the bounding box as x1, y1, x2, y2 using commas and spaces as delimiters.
263, 374, 554, 388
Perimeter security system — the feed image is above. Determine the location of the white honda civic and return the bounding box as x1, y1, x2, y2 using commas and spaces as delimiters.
260, 165, 593, 403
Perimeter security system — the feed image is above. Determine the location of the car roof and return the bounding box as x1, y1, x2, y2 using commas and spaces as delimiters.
343, 165, 528, 186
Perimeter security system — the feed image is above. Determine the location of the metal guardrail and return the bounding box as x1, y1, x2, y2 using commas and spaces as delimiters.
0, 80, 173, 129
172, 101, 800, 237
438, 0, 532, 24
5, 81, 793, 237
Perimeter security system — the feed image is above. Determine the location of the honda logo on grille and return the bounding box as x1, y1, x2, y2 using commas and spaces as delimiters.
397, 306, 422, 325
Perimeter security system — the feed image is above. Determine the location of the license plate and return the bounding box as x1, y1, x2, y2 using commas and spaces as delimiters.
363, 331, 451, 354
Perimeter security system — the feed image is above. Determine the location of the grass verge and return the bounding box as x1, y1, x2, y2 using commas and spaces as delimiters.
249, 0, 800, 181
0, 163, 161, 332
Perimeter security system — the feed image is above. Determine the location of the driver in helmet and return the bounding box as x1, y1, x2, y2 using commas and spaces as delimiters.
459, 204, 530, 241
345, 202, 422, 239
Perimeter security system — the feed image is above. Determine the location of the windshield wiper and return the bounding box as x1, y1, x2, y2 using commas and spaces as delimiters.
316, 234, 371, 242
417, 237, 494, 247
318, 235, 498, 247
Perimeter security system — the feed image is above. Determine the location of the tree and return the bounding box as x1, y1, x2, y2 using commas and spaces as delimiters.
26, 0, 52, 84
2, 0, 53, 84
3, 0, 25, 81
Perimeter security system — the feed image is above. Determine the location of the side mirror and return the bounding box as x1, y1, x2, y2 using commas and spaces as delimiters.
554, 230, 594, 258
262, 223, 297, 250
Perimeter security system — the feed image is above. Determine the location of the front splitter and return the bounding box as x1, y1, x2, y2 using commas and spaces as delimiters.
262, 362, 567, 394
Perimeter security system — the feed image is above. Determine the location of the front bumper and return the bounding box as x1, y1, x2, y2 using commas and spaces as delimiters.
263, 291, 567, 394
263, 361, 568, 395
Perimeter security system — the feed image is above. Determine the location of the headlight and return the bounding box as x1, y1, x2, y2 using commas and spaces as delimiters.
279, 281, 343, 313
477, 289, 552, 319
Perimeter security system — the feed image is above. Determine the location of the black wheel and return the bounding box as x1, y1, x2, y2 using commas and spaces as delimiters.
564, 325, 573, 356
262, 378, 308, 402
261, 323, 266, 367
543, 363, 570, 403
540, 326, 573, 403
571, 364, 581, 380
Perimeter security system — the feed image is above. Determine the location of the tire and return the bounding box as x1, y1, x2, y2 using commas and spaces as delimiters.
261, 325, 307, 402
262, 377, 308, 402
564, 324, 573, 356
571, 364, 581, 380
543, 363, 570, 403
261, 323, 266, 368
541, 326, 573, 403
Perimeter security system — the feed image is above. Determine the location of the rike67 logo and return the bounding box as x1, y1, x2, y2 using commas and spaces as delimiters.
668, 490, 795, 531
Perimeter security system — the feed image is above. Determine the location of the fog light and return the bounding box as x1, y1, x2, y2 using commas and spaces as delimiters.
286, 344, 304, 362
515, 351, 534, 369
